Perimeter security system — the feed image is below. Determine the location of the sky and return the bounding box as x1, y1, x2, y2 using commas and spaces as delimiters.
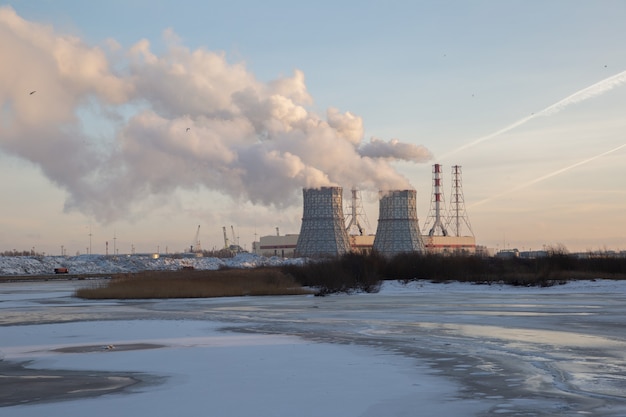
1, 0, 625, 255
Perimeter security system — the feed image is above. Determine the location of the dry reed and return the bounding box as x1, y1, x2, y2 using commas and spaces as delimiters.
75, 268, 313, 299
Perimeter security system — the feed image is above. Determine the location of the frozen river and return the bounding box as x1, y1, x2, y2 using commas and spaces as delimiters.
2, 279, 626, 416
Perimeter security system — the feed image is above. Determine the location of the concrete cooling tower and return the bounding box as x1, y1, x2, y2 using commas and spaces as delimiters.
373, 189, 425, 257
295, 187, 351, 257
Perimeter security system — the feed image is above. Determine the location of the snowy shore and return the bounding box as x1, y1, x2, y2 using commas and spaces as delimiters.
0, 253, 304, 276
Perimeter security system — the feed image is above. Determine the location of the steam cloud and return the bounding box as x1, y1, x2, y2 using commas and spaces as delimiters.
0, 7, 432, 223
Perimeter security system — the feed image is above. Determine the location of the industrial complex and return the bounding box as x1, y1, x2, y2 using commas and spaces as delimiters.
252, 164, 480, 258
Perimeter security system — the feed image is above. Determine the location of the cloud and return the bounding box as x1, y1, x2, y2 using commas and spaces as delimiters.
0, 6, 431, 223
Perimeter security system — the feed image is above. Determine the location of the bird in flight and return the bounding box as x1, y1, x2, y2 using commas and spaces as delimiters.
186, 127, 191, 132
29, 90, 36, 95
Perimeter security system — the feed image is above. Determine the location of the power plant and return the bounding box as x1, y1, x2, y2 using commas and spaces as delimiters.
255, 164, 477, 258
294, 187, 351, 257
373, 190, 425, 257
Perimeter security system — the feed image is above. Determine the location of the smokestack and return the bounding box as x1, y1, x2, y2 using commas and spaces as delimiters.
295, 187, 351, 257
423, 163, 448, 237
373, 189, 425, 257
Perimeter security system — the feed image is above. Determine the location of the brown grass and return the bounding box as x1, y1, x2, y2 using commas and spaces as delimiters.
74, 267, 313, 299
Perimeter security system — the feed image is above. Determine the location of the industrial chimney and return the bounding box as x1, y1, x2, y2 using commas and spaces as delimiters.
373, 189, 425, 257
295, 187, 351, 257
422, 163, 448, 237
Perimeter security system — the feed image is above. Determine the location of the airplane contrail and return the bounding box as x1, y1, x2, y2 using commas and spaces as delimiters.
468, 143, 626, 209
441, 69, 626, 160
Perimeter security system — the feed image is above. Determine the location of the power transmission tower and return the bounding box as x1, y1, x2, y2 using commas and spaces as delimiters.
345, 187, 370, 235
445, 165, 474, 237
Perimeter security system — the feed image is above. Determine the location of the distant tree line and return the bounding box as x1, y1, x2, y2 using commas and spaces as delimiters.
1, 249, 45, 257
282, 251, 626, 296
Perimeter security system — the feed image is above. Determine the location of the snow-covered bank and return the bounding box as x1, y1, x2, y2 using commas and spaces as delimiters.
379, 277, 626, 294
0, 253, 304, 276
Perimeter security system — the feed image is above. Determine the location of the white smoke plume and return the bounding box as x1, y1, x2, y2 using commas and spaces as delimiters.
0, 7, 431, 223
358, 137, 432, 162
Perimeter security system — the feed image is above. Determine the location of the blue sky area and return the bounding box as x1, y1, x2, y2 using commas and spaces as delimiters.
1, 1, 625, 254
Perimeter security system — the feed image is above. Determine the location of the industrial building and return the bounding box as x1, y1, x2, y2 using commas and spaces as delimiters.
253, 233, 376, 257
422, 235, 476, 255
252, 164, 477, 258
252, 234, 299, 257
348, 234, 376, 254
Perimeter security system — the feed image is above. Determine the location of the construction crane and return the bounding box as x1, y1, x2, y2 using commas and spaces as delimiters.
190, 225, 202, 253
222, 226, 230, 249
222, 225, 245, 253
231, 225, 237, 246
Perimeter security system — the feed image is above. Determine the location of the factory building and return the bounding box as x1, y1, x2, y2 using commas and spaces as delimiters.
349, 234, 376, 254
423, 235, 476, 255
252, 234, 299, 257
253, 233, 374, 257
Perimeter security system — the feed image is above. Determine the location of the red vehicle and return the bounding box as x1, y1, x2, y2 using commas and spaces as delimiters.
54, 267, 69, 274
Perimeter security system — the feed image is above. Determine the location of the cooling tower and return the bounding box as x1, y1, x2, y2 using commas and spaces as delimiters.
373, 189, 425, 257
295, 187, 351, 257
